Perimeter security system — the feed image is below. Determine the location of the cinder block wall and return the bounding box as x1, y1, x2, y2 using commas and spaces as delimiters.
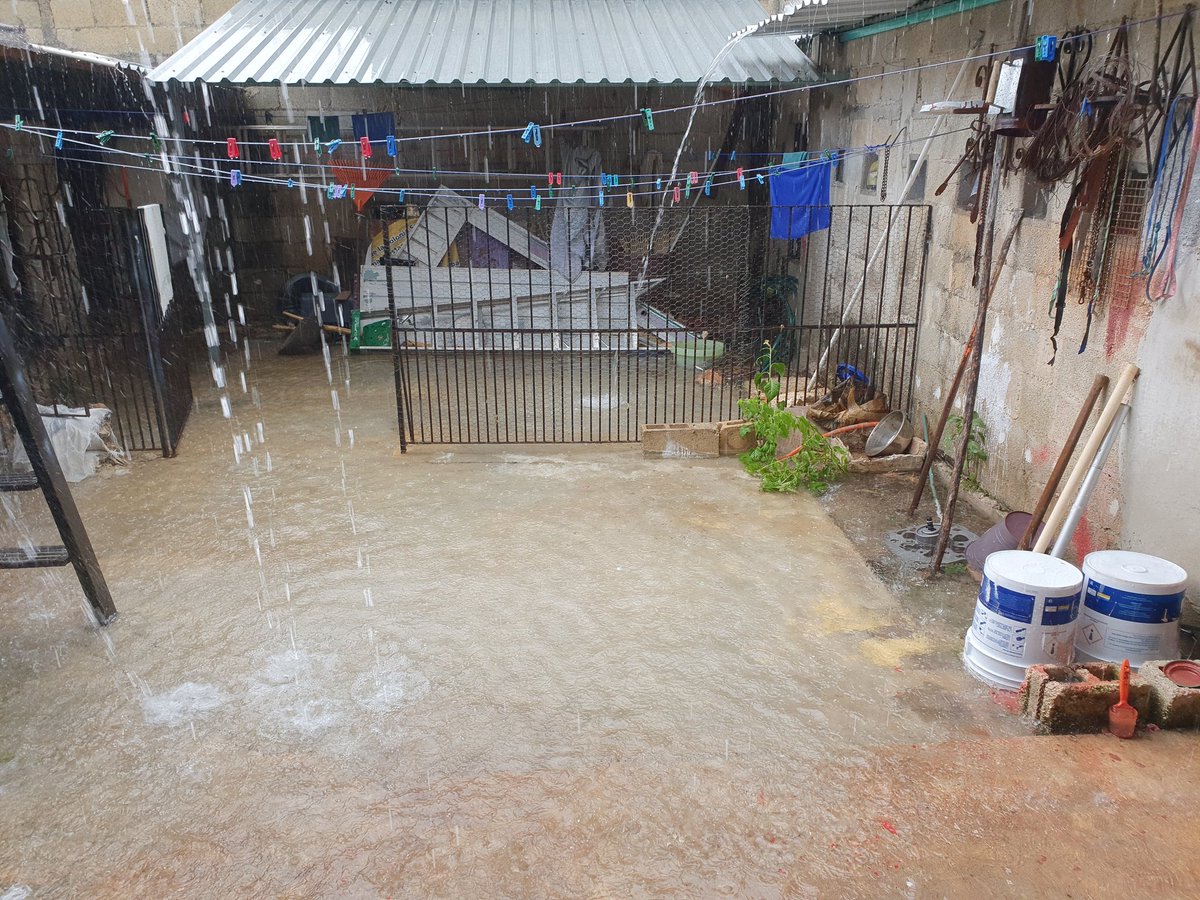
811, 0, 1200, 588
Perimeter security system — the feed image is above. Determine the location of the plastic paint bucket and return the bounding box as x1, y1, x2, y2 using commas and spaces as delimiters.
1074, 550, 1187, 667
963, 550, 1084, 691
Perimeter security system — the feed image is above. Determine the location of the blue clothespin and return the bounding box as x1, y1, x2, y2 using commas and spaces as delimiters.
598, 191, 605, 207
1081, 98, 1093, 117
656, 177, 662, 191
336, 184, 349, 199
600, 171, 607, 188
399, 189, 406, 202
642, 107, 654, 131
54, 130, 63, 150
230, 168, 241, 187
478, 193, 486, 209
530, 185, 537, 200
386, 135, 397, 157
1035, 35, 1057, 62
704, 176, 712, 197
756, 173, 765, 185
731, 150, 736, 161
326, 183, 336, 199
287, 178, 294, 188
327, 138, 342, 154
521, 122, 542, 147
507, 193, 514, 210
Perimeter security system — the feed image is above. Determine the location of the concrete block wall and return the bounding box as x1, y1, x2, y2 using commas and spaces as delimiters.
811, 0, 1200, 590
0, 0, 233, 62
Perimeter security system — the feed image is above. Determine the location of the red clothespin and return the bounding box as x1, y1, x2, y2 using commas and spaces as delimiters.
673, 183, 681, 202
737, 167, 746, 190
555, 172, 563, 186
267, 138, 282, 161
548, 172, 555, 186
226, 137, 240, 159
359, 136, 372, 158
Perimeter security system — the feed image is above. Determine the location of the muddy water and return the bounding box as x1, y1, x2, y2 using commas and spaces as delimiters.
3, 344, 1199, 897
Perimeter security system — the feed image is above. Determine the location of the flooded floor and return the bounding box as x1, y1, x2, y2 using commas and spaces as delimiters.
2, 343, 1199, 897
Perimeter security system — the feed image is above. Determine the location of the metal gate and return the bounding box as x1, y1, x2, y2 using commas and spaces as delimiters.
0, 161, 192, 455
384, 203, 930, 447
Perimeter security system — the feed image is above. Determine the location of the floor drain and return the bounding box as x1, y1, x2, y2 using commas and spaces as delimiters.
884, 520, 976, 566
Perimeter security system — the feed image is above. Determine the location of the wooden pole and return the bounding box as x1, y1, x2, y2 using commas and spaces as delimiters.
1033, 363, 1140, 553
1017, 373, 1108, 549
930, 137, 1005, 574
908, 212, 1022, 515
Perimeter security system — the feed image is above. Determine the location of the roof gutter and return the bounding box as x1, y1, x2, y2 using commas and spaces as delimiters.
837, 0, 1006, 43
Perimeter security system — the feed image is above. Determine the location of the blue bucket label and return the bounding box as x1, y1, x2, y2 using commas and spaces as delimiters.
978, 579, 1035, 624
1084, 579, 1184, 624
1041, 592, 1081, 626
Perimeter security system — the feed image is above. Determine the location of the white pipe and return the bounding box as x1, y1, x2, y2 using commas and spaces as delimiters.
814, 40, 981, 377
1035, 364, 1139, 553
1051, 403, 1129, 558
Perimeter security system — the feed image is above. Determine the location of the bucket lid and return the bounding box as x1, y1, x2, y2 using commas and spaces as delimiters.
983, 550, 1083, 593
1082, 550, 1188, 594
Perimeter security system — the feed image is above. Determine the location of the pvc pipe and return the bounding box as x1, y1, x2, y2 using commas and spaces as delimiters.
1050, 403, 1129, 558
1034, 364, 1139, 553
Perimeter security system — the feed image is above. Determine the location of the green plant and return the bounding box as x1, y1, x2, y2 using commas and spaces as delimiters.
943, 411, 988, 488
737, 343, 850, 494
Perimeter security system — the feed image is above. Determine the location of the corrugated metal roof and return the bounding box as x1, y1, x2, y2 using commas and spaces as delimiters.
147, 0, 818, 86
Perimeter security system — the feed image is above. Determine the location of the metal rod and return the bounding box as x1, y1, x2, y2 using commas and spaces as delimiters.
1018, 373, 1108, 549
930, 136, 1004, 575
1050, 404, 1130, 558
0, 314, 116, 624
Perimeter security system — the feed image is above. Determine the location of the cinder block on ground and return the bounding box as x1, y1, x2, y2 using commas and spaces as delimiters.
1019, 663, 1151, 734
716, 420, 755, 456
641, 423, 720, 458
1139, 661, 1200, 728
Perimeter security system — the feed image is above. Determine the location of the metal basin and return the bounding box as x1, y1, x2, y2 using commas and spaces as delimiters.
865, 411, 913, 457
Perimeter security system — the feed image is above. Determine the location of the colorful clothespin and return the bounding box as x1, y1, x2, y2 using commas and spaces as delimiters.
626, 191, 634, 208
478, 193, 486, 209
530, 185, 538, 200
704, 175, 712, 197
386, 135, 397, 157
507, 193, 514, 210
326, 183, 336, 199
673, 184, 681, 202
521, 121, 542, 147
287, 178, 295, 188
226, 137, 240, 159
642, 107, 654, 131
150, 131, 162, 152
555, 171, 562, 186
230, 168, 242, 187
268, 138, 282, 161
731, 150, 737, 161
313, 137, 322, 155
548, 172, 555, 186
1035, 34, 1057, 62
535, 195, 542, 211
13, 115, 22, 131
599, 191, 605, 207
349, 185, 356, 201
97, 129, 115, 145
399, 189, 406, 202
689, 171, 698, 185
1081, 98, 1093, 117
54, 131, 63, 150
600, 171, 607, 188
359, 136, 372, 158
755, 173, 765, 185
737, 167, 745, 189
327, 138, 342, 154
335, 184, 348, 199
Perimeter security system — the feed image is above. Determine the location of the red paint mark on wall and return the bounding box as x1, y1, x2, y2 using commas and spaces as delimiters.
1072, 514, 1098, 561
1031, 445, 1055, 466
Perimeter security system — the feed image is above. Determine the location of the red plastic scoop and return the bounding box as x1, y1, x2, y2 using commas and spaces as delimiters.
1108, 659, 1138, 739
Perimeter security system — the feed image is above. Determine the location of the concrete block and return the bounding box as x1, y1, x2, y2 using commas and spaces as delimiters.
716, 420, 754, 456
52, 2, 96, 30
1019, 663, 1151, 734
1139, 661, 1200, 728
641, 423, 719, 459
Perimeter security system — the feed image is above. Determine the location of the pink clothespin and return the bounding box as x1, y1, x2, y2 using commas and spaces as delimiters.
689, 171, 698, 185
673, 184, 681, 202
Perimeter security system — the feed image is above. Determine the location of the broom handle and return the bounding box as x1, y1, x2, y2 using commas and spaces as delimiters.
1033, 364, 1139, 553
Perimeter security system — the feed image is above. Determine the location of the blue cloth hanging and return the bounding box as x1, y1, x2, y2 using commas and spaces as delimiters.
352, 113, 396, 143
769, 156, 832, 239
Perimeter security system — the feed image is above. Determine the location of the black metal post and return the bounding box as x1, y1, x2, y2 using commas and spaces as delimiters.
0, 314, 117, 624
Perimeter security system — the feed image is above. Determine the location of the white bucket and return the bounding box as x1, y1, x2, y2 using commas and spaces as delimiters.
1074, 550, 1187, 667
963, 550, 1083, 690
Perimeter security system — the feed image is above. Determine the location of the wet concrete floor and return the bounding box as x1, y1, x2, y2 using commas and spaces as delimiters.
2, 343, 1199, 897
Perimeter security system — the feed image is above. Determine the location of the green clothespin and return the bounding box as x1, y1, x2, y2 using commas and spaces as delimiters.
314, 137, 322, 155
150, 131, 161, 152
349, 184, 356, 201
642, 108, 654, 131
13, 115, 23, 131
97, 129, 115, 145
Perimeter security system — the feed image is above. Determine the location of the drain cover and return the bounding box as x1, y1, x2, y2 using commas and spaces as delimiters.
884, 522, 977, 566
